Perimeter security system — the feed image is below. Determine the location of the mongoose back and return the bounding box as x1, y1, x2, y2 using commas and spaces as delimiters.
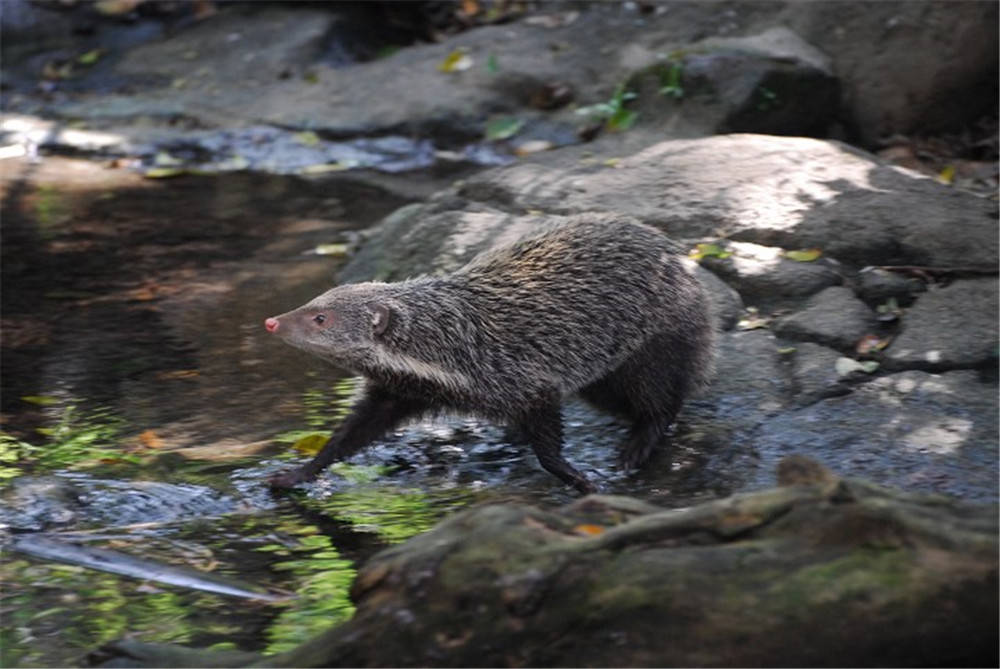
264, 214, 714, 493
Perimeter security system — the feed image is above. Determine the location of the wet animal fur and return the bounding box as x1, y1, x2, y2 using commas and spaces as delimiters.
265, 213, 714, 493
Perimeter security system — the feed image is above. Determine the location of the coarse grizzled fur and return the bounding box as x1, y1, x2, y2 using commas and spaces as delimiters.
265, 213, 714, 493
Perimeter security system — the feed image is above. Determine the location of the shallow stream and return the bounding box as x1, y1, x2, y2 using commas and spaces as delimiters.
0, 157, 726, 666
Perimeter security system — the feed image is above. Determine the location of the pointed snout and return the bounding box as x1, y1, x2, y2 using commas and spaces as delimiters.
264, 317, 280, 333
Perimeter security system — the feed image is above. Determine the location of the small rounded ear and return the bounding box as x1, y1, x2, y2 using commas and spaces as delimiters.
370, 303, 391, 336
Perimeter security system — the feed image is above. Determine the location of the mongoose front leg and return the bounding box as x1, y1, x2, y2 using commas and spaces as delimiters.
516, 403, 597, 495
269, 388, 427, 488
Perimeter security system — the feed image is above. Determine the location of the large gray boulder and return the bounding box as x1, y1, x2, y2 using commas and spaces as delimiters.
440, 134, 998, 268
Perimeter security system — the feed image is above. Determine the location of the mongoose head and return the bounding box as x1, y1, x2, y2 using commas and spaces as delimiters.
264, 282, 398, 371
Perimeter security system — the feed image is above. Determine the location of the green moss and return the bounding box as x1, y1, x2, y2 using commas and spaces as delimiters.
768, 548, 913, 608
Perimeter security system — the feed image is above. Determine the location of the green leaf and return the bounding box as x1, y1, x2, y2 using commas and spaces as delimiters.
784, 248, 822, 262
659, 62, 684, 98
937, 165, 956, 185
437, 49, 473, 73
607, 108, 637, 131
610, 85, 637, 106
689, 243, 732, 260
153, 151, 182, 166
486, 52, 499, 74
21, 395, 60, 406
144, 168, 188, 179
213, 155, 249, 171
77, 49, 103, 66
299, 162, 353, 174
575, 102, 613, 117
484, 116, 525, 141
575, 82, 637, 129
294, 131, 320, 146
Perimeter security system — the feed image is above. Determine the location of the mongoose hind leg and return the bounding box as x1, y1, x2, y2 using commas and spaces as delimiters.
581, 335, 689, 472
269, 387, 429, 489
618, 418, 671, 472
514, 402, 597, 495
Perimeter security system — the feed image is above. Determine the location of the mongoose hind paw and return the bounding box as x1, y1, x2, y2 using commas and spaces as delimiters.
617, 451, 652, 474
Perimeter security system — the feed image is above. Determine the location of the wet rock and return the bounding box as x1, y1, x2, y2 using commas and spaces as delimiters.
781, 341, 849, 406
0, 476, 83, 531
691, 265, 743, 331
0, 475, 238, 531
701, 329, 787, 422
0, 0, 77, 40
700, 241, 842, 302
749, 370, 999, 501
885, 278, 999, 371
773, 286, 877, 351
855, 267, 927, 307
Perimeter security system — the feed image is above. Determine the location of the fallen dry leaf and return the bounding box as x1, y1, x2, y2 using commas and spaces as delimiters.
139, 429, 164, 449
573, 524, 605, 536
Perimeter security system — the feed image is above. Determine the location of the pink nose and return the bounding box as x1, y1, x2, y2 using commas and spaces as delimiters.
264, 317, 280, 333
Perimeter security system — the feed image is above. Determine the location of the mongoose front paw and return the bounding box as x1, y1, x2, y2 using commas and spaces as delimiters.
268, 468, 314, 489
574, 478, 601, 495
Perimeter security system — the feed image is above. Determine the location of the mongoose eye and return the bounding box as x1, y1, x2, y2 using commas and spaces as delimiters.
313, 314, 326, 325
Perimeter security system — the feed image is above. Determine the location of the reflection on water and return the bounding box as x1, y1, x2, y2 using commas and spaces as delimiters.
1, 158, 402, 452
1, 484, 482, 667
0, 157, 428, 666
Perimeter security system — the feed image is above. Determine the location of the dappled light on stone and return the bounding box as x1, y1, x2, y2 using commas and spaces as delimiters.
903, 418, 973, 455
727, 242, 784, 276
2, 114, 127, 155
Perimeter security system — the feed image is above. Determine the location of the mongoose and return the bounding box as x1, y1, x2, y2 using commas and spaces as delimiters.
264, 214, 714, 493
